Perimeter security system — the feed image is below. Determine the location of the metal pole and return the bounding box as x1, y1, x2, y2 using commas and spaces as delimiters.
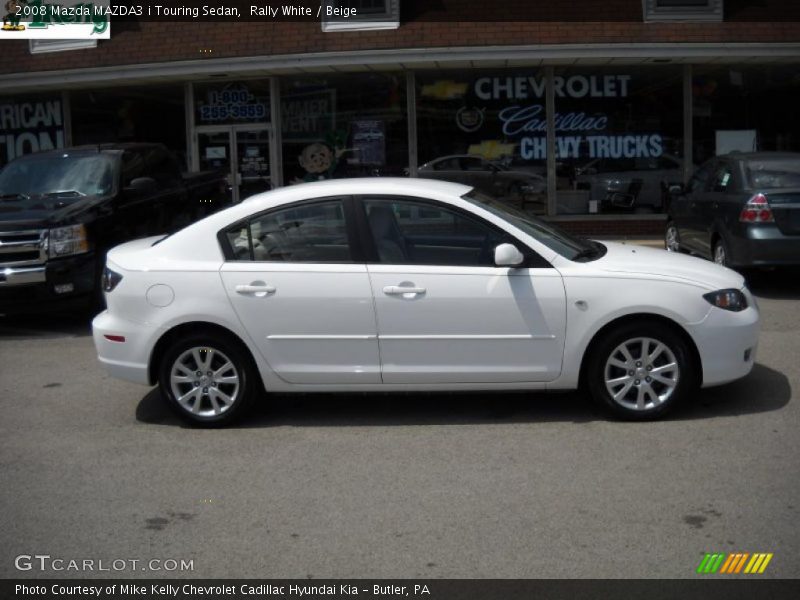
545, 65, 557, 216
406, 70, 418, 178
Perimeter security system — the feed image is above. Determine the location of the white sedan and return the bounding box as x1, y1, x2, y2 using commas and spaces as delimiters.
92, 178, 759, 425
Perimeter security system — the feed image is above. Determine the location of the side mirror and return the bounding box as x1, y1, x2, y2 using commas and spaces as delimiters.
494, 243, 524, 267
125, 176, 158, 195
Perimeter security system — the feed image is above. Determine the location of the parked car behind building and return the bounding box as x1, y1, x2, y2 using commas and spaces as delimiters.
418, 155, 546, 208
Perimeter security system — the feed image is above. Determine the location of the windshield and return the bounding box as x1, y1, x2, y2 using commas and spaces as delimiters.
0, 154, 115, 202
746, 158, 800, 189
462, 189, 596, 260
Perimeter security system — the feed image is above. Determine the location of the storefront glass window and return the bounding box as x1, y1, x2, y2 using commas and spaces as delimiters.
0, 93, 65, 167
194, 81, 271, 126
416, 69, 548, 214
280, 73, 407, 184
692, 65, 800, 163
70, 85, 187, 167
554, 66, 684, 215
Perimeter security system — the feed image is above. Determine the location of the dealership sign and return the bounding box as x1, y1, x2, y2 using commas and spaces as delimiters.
0, 97, 64, 165
0, 0, 110, 39
424, 73, 666, 161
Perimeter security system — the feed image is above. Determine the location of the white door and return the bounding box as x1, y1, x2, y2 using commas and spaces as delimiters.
361, 197, 567, 384
220, 198, 380, 385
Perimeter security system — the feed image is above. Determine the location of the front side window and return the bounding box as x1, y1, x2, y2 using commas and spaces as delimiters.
226, 199, 352, 262
362, 197, 508, 267
463, 190, 596, 261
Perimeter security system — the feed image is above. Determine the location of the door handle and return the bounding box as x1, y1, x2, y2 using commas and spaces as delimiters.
383, 285, 426, 296
235, 283, 276, 296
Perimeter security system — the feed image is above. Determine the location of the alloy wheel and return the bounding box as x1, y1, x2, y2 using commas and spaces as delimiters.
603, 337, 679, 411
169, 346, 240, 417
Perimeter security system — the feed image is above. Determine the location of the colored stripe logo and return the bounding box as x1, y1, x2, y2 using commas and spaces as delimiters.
697, 552, 773, 574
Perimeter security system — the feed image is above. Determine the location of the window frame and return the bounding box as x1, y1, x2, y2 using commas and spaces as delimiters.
642, 0, 723, 22
353, 195, 552, 268
321, 0, 400, 32
218, 196, 365, 264
29, 39, 98, 54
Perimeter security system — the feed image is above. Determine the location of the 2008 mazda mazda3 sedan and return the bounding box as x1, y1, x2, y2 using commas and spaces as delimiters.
92, 178, 759, 425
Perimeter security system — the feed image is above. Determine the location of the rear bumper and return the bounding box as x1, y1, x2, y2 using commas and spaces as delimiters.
727, 225, 800, 267
0, 254, 97, 314
92, 310, 159, 386
686, 302, 760, 387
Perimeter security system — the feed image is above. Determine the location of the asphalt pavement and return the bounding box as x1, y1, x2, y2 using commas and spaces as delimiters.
1, 268, 798, 579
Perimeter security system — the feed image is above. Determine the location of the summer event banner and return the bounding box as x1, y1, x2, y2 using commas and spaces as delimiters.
0, 0, 110, 39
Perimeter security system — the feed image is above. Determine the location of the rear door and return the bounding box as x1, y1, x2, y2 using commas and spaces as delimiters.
679, 160, 716, 254
220, 197, 381, 385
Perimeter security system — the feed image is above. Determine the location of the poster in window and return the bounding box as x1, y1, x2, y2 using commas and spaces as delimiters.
350, 120, 385, 166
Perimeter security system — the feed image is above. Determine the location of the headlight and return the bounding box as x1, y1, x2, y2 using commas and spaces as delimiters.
48, 224, 89, 258
703, 289, 748, 312
101, 266, 123, 293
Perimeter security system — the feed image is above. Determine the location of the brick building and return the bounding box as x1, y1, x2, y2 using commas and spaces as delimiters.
1, 0, 799, 235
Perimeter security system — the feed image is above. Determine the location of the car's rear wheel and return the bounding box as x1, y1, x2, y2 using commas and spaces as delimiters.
713, 237, 729, 267
665, 221, 682, 253
158, 332, 257, 426
587, 321, 696, 420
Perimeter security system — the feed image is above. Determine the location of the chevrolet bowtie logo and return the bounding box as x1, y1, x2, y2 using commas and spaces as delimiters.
697, 552, 774, 574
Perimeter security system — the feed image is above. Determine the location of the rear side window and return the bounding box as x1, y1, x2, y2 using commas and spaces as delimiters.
225, 199, 353, 263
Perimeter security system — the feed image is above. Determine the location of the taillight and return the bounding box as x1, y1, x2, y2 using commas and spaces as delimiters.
101, 266, 123, 292
739, 193, 774, 223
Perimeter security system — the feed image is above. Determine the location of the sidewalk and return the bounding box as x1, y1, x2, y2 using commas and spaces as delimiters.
596, 236, 664, 249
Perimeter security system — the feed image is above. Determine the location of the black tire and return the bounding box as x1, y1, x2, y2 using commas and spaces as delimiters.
158, 331, 259, 426
586, 320, 697, 421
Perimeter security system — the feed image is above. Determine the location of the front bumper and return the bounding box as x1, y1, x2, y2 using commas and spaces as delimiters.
686, 300, 760, 388
0, 254, 96, 314
92, 310, 158, 386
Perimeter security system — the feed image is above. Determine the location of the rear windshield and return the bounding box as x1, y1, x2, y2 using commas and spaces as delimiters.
746, 158, 800, 189
0, 154, 115, 202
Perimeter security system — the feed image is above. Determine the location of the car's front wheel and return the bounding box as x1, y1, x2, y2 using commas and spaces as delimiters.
586, 321, 697, 420
158, 332, 258, 426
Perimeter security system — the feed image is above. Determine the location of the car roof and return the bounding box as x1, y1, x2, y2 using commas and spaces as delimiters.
244, 177, 473, 202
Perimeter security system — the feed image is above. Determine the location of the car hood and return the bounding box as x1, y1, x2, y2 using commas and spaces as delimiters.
592, 241, 745, 290
0, 195, 108, 228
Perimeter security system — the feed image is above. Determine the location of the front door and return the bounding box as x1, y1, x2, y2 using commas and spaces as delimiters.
196, 125, 272, 203
359, 196, 567, 384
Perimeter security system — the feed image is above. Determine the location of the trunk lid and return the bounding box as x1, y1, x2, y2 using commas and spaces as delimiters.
764, 189, 800, 235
